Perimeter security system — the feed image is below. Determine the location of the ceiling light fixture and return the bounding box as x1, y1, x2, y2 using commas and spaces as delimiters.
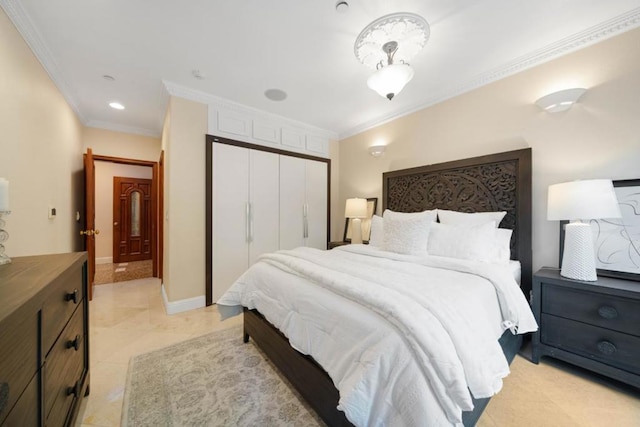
264, 88, 288, 101
535, 88, 587, 113
109, 102, 125, 110
354, 12, 429, 100
335, 1, 349, 13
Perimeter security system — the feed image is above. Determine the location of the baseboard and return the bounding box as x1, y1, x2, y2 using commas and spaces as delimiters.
161, 284, 206, 315
96, 256, 113, 265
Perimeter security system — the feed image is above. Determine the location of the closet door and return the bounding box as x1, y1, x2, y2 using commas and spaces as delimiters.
249, 150, 279, 265
279, 155, 306, 250
212, 143, 249, 302
305, 159, 328, 249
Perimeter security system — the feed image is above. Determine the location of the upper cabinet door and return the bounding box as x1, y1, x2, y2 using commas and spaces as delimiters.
249, 150, 280, 265
279, 155, 306, 250
212, 143, 249, 302
305, 159, 328, 250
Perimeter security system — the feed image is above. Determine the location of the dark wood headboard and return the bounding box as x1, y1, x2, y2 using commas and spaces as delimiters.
382, 148, 532, 297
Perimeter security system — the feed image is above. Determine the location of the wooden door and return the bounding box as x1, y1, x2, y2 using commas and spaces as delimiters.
158, 151, 164, 280
83, 148, 96, 300
305, 159, 328, 250
279, 155, 306, 250
113, 177, 153, 263
212, 143, 250, 301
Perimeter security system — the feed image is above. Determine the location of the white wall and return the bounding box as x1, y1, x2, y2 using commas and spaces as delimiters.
339, 27, 640, 273
0, 7, 84, 257
94, 162, 153, 263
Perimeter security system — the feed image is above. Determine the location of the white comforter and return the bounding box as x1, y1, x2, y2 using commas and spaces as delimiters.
217, 245, 537, 426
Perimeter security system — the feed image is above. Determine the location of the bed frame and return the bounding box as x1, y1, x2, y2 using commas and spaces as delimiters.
243, 148, 532, 426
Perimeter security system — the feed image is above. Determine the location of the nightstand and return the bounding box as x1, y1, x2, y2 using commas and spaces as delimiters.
328, 241, 350, 249
532, 268, 640, 388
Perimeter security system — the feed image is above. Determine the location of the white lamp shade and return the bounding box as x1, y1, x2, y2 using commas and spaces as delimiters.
367, 63, 414, 100
345, 198, 368, 218
547, 179, 621, 221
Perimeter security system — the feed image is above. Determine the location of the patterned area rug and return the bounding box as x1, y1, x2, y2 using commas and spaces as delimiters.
122, 325, 324, 426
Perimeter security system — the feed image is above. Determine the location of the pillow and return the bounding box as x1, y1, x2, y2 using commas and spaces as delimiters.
427, 221, 512, 264
437, 209, 507, 227
368, 215, 383, 247
383, 209, 437, 255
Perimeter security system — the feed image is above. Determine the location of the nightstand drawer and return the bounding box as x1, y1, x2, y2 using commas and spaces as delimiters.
542, 314, 640, 375
542, 284, 640, 337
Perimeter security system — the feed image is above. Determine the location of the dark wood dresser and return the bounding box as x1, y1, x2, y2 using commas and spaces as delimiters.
532, 267, 640, 388
0, 253, 89, 426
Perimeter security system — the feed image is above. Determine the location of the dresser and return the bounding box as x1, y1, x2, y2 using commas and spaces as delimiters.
532, 268, 640, 388
0, 253, 89, 426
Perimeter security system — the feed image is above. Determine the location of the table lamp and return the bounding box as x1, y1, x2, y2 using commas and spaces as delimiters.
547, 179, 621, 281
345, 198, 368, 244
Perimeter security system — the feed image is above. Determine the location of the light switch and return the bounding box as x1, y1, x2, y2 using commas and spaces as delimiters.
48, 206, 56, 219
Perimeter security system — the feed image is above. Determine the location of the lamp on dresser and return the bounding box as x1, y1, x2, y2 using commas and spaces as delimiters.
547, 179, 621, 281
345, 198, 368, 244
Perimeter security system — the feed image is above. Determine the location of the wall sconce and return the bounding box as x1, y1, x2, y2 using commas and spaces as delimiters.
535, 88, 587, 113
369, 145, 386, 157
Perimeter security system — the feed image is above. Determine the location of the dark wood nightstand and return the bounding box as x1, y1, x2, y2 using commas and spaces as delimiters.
328, 241, 350, 249
532, 268, 640, 388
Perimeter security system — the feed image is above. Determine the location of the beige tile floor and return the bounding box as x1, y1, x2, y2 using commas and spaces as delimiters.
77, 278, 640, 426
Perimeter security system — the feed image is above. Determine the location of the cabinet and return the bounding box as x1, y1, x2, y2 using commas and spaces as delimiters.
0, 253, 89, 426
532, 268, 640, 388
279, 155, 327, 251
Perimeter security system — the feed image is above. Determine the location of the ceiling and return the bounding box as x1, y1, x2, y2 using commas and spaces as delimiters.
3, 0, 640, 139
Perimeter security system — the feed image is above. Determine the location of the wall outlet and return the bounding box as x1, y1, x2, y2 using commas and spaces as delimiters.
48, 206, 56, 219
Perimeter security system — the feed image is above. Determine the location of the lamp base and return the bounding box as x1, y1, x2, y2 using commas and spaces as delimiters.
561, 222, 597, 281
351, 218, 363, 244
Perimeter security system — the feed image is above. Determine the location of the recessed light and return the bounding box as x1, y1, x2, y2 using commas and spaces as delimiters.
336, 1, 349, 13
103, 75, 115, 81
264, 88, 287, 101
109, 102, 125, 110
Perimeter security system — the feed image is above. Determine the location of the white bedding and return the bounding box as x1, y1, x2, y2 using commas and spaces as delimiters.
217, 245, 537, 426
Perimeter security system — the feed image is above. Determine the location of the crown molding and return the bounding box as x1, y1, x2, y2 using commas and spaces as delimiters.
85, 120, 160, 138
163, 81, 339, 140
1, 0, 87, 124
338, 7, 640, 140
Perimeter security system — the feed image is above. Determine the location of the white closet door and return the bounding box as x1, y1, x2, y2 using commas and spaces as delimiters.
249, 150, 280, 265
212, 143, 249, 302
279, 155, 306, 250
305, 159, 328, 249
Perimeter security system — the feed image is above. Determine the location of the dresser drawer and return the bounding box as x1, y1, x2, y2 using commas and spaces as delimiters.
42, 266, 84, 356
43, 304, 85, 424
542, 314, 640, 375
0, 310, 38, 425
2, 374, 39, 427
542, 284, 640, 337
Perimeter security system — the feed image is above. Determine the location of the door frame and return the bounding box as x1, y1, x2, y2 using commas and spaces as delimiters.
88, 152, 162, 279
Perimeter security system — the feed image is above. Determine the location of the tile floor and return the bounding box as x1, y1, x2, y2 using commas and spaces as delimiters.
94, 260, 153, 285
77, 278, 640, 426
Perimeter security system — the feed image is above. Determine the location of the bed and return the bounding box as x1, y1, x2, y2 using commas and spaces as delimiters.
218, 148, 534, 426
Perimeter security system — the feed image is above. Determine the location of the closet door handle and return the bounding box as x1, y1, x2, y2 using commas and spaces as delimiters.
245, 202, 251, 243
304, 204, 309, 238
249, 203, 254, 243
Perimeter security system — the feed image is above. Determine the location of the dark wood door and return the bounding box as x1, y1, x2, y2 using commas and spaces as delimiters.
83, 148, 96, 300
113, 177, 153, 263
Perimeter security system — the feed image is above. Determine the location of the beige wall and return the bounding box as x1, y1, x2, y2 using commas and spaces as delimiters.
83, 127, 161, 162
163, 96, 208, 302
339, 28, 640, 272
94, 162, 153, 262
0, 8, 84, 257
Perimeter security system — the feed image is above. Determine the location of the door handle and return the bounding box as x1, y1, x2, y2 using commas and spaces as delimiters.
249, 203, 254, 243
114, 221, 119, 226
245, 202, 251, 243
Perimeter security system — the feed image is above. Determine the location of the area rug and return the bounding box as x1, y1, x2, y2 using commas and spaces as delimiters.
121, 325, 324, 426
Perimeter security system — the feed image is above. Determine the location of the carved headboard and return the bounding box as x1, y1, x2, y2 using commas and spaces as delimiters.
382, 148, 532, 297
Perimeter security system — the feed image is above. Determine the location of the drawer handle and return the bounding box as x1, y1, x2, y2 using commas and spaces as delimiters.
597, 340, 617, 356
0, 382, 8, 413
67, 380, 81, 397
67, 334, 82, 351
598, 306, 618, 320
65, 289, 79, 304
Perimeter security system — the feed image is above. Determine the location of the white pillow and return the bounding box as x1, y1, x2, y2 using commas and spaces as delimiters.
437, 209, 507, 227
427, 221, 511, 264
383, 209, 437, 255
368, 215, 383, 247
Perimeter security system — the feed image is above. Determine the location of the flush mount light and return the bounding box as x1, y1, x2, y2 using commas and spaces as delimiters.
535, 88, 587, 113
264, 88, 287, 101
355, 12, 429, 100
102, 75, 115, 81
109, 102, 125, 110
